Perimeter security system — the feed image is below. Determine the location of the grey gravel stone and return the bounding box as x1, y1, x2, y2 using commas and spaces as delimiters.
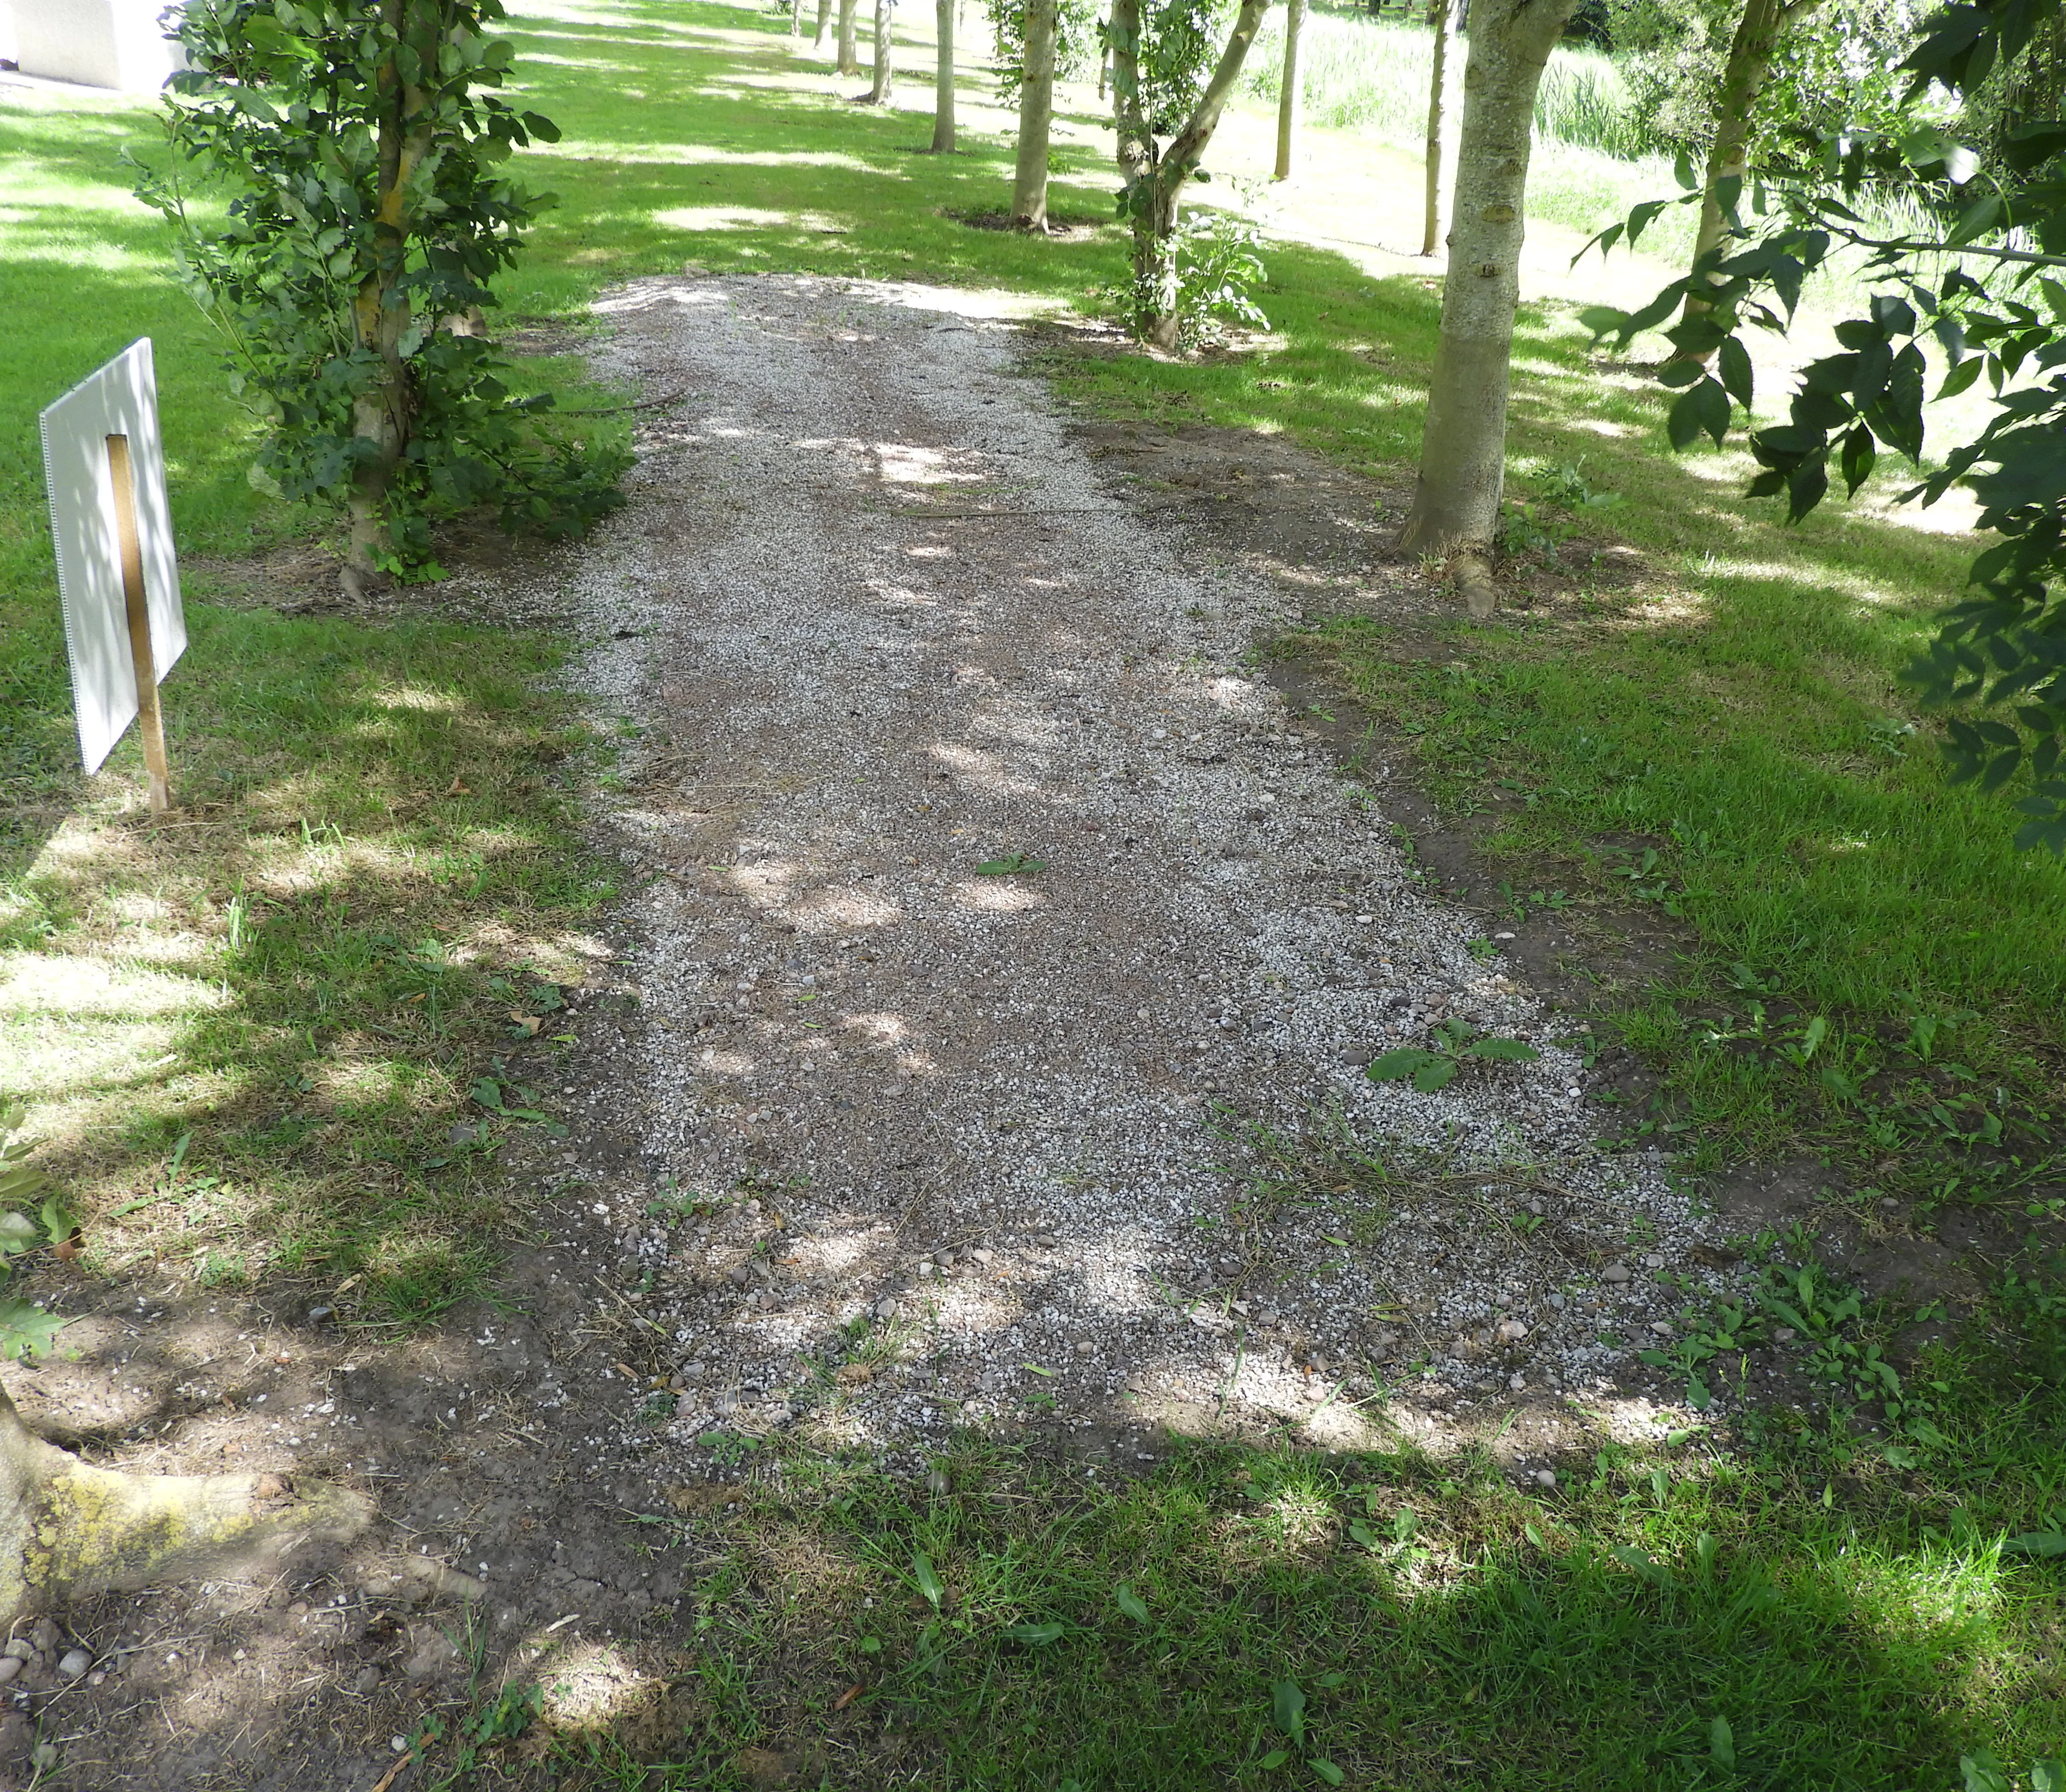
56, 1650, 90, 1681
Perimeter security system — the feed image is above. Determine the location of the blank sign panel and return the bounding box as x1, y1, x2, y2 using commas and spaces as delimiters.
39, 338, 187, 774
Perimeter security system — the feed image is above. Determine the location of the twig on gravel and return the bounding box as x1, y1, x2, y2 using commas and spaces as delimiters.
557, 387, 698, 416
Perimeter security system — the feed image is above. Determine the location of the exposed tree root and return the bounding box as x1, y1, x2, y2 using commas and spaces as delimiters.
0, 1384, 372, 1623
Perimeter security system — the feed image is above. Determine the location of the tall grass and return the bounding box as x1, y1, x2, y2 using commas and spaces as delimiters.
1241, 8, 1652, 160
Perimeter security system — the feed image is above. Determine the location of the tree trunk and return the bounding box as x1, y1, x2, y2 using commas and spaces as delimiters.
1678, 0, 1824, 349
1398, 0, 1580, 588
870, 0, 894, 100
1274, 0, 1305, 180
344, 0, 429, 600
0, 1380, 371, 1624
1420, 0, 1453, 256
1109, 0, 1272, 346
1012, 0, 1060, 228
931, 0, 956, 149
791, 0, 804, 36
814, 0, 834, 51
837, 0, 861, 76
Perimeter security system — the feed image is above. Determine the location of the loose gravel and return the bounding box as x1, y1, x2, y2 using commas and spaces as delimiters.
533, 273, 1734, 1475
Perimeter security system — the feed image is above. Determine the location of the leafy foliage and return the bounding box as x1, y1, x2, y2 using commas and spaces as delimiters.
137, 0, 626, 574
1367, 1019, 1540, 1093
0, 1099, 74, 1362
1580, 0, 2066, 853
984, 0, 1104, 100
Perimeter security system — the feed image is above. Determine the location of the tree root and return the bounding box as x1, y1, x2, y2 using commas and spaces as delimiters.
1451, 551, 1499, 619
0, 1386, 371, 1624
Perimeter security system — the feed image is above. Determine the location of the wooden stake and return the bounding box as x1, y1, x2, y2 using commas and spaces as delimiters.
104, 433, 171, 814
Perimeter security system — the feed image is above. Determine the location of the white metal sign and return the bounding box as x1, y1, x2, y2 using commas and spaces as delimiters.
39, 338, 185, 805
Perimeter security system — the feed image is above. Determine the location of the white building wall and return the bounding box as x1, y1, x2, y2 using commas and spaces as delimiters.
9, 0, 187, 92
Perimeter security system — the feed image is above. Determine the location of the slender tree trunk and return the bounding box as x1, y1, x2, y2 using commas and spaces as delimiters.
870, 0, 894, 99
931, 0, 956, 149
837, 0, 861, 76
1274, 0, 1305, 180
814, 0, 834, 51
1098, 32, 1109, 99
1420, 0, 1453, 255
1678, 0, 1823, 348
791, 0, 804, 35
0, 1381, 370, 1624
1012, 0, 1060, 228
344, 0, 429, 599
1398, 0, 1581, 598
1109, 0, 1271, 348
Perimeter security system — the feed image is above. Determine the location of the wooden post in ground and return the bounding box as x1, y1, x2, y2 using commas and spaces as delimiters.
104, 433, 171, 814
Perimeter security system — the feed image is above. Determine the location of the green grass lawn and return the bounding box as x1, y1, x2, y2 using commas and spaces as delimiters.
3, 2, 2064, 1784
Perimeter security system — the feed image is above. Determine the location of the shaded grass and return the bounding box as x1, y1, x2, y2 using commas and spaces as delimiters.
525, 1356, 2066, 1789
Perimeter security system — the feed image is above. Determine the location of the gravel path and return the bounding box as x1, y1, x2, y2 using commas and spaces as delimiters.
551, 273, 1722, 1477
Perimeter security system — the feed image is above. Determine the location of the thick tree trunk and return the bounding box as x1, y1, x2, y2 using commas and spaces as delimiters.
1678, 0, 1823, 349
1012, 0, 1060, 228
837, 0, 861, 76
1421, 0, 1453, 256
931, 0, 956, 149
0, 1382, 370, 1624
814, 0, 834, 51
1398, 0, 1580, 591
870, 0, 894, 100
344, 0, 428, 600
1274, 0, 1305, 180
1109, 0, 1271, 346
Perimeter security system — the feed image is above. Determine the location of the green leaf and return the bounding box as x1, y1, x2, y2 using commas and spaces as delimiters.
1709, 1715, 1736, 1768
2004, 1528, 2066, 1556
1271, 1678, 1306, 1745
1310, 1763, 1344, 1786
1668, 378, 1732, 451
0, 1212, 39, 1256
1114, 1583, 1150, 1624
470, 1078, 504, 1112
1003, 1621, 1066, 1646
1347, 1520, 1378, 1549
1260, 1753, 1291, 1772
1410, 1056, 1458, 1092
1366, 1049, 1443, 1085
913, 1550, 944, 1608
1461, 1038, 1538, 1062
1717, 335, 1754, 411
0, 1299, 67, 1361
975, 854, 1044, 875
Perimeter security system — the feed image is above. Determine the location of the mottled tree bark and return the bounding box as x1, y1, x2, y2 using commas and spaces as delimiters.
1109, 0, 1271, 349
1273, 0, 1305, 180
1398, 0, 1579, 601
814, 0, 834, 52
931, 0, 956, 149
1678, 0, 1824, 351
1011, 0, 1060, 227
1420, 0, 1453, 256
869, 0, 895, 100
344, 0, 430, 599
837, 0, 861, 76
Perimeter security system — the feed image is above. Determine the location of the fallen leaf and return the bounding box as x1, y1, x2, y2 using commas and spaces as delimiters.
445, 777, 472, 796
614, 1361, 639, 1379
52, 1237, 80, 1263
832, 1683, 864, 1712
834, 1362, 874, 1386
509, 1012, 543, 1035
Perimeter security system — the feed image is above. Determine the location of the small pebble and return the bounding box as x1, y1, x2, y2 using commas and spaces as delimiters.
1533, 1468, 1556, 1489
0, 1658, 20, 1685
1601, 1264, 1631, 1284
56, 1650, 91, 1681
1508, 1372, 1527, 1391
